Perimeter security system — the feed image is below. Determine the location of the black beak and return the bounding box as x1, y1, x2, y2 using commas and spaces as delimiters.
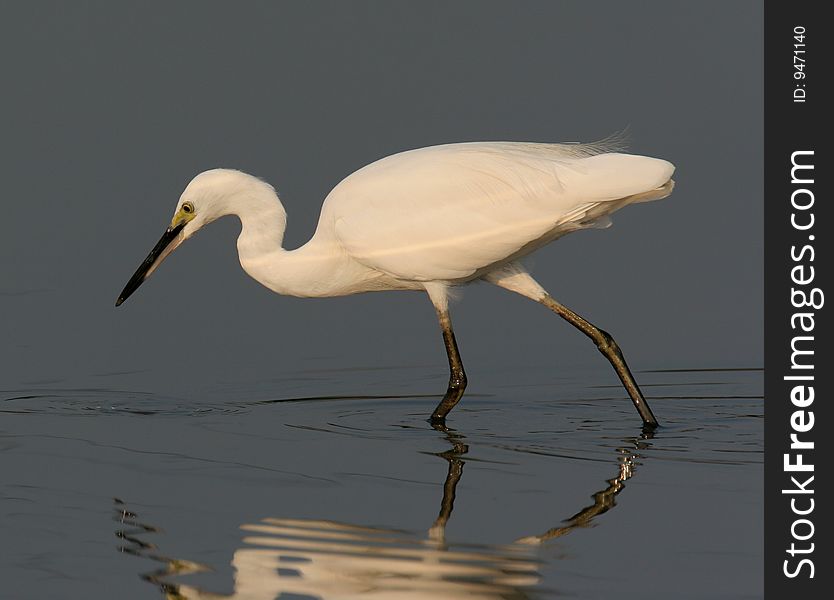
115, 223, 185, 307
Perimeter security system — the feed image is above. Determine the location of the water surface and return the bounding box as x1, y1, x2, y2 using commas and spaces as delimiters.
2, 365, 762, 599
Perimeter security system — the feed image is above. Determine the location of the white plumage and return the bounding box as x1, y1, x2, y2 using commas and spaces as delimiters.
327, 142, 673, 282
117, 140, 675, 427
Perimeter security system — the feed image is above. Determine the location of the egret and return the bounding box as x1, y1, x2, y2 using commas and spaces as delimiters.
116, 140, 675, 427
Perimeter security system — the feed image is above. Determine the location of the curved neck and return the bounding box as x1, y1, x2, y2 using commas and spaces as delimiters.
231, 186, 374, 298
235, 194, 287, 259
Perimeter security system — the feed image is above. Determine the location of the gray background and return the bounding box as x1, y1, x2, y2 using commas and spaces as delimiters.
1, 1, 762, 394
1, 3, 763, 599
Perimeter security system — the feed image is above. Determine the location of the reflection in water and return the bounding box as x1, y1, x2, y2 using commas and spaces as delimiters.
427, 424, 468, 542
115, 426, 651, 599
114, 500, 210, 597
516, 443, 644, 545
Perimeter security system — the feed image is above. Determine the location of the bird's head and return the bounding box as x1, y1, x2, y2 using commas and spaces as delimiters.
115, 169, 274, 307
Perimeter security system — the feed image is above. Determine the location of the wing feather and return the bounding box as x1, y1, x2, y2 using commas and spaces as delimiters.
322, 142, 674, 281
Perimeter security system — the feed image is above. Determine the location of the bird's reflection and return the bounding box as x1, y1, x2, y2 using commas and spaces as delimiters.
114, 501, 210, 598
115, 426, 652, 599
427, 423, 468, 542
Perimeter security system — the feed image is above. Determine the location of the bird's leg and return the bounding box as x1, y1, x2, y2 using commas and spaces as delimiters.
539, 294, 658, 427
484, 264, 658, 428
429, 307, 468, 423
424, 283, 468, 422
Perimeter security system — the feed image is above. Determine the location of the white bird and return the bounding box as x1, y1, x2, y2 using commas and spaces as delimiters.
116, 140, 675, 427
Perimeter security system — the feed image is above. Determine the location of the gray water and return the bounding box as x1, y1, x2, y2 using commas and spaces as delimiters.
1, 2, 763, 598
2, 364, 762, 599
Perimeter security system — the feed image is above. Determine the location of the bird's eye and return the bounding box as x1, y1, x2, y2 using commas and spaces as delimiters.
182, 202, 194, 214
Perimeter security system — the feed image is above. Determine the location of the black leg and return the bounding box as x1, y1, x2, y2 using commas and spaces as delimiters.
429, 308, 468, 423
540, 294, 658, 427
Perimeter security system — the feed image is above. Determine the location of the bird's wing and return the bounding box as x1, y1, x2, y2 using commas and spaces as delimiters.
324, 142, 674, 281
